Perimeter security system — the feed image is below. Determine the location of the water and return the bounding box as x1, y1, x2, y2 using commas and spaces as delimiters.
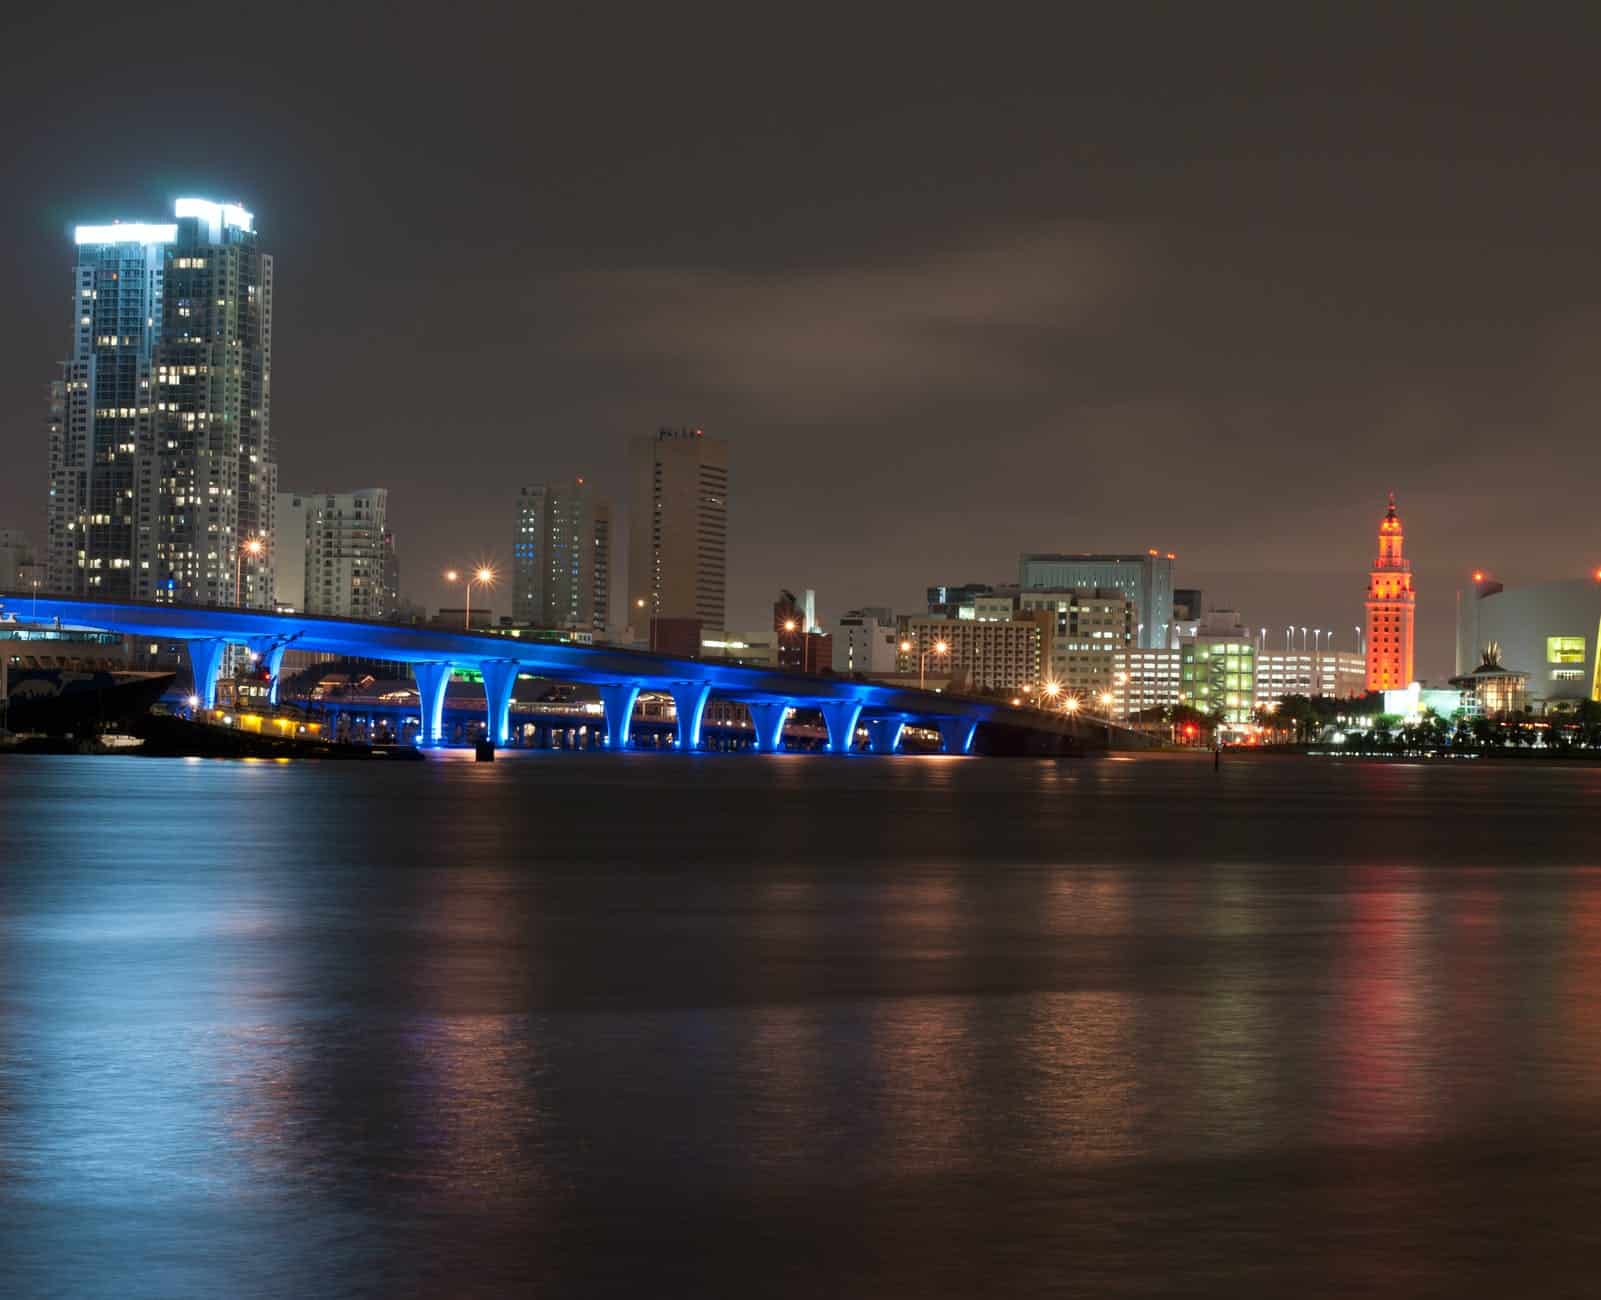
3, 751, 1601, 1297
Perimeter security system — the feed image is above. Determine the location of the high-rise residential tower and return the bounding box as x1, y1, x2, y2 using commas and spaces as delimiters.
1364, 492, 1416, 691
274, 490, 389, 619
47, 221, 171, 597
47, 199, 274, 606
627, 429, 728, 639
512, 479, 612, 633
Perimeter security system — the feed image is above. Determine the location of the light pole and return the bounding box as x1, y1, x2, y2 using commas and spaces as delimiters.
235, 535, 264, 609
900, 638, 949, 691
1300, 626, 1308, 652
1285, 625, 1292, 652
446, 566, 496, 630
1354, 624, 1363, 658
1099, 690, 1115, 745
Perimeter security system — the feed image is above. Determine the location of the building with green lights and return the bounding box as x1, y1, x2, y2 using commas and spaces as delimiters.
1178, 612, 1257, 732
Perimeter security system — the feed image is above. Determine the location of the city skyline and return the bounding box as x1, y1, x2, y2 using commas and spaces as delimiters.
9, 11, 1601, 676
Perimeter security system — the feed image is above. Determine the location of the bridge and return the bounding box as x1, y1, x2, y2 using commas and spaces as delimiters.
0, 593, 1153, 755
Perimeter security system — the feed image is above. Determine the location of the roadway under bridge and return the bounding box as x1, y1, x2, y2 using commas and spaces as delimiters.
0, 593, 1160, 755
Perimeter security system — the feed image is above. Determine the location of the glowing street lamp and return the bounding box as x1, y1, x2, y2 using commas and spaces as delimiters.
446, 565, 496, 630
235, 534, 265, 609
899, 637, 950, 691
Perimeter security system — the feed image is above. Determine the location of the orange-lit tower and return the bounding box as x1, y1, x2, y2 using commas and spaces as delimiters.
1364, 491, 1415, 690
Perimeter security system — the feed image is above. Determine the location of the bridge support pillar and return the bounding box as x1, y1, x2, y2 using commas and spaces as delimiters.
599, 683, 641, 749
865, 719, 905, 754
745, 702, 791, 752
412, 662, 453, 747
669, 683, 711, 750
186, 639, 227, 710
245, 637, 291, 704
819, 701, 863, 753
480, 661, 520, 748
936, 717, 979, 755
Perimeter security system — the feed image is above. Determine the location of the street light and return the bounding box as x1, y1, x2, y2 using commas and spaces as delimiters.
900, 637, 950, 691
446, 565, 496, 630
236, 534, 264, 609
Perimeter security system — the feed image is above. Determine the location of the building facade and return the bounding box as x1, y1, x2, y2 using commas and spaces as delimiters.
1018, 551, 1175, 649
830, 607, 899, 676
897, 616, 1041, 693
1017, 587, 1135, 699
0, 529, 34, 588
627, 429, 728, 638
1364, 493, 1415, 691
513, 479, 611, 633
1455, 576, 1601, 710
275, 490, 388, 619
48, 199, 275, 608
1253, 650, 1367, 705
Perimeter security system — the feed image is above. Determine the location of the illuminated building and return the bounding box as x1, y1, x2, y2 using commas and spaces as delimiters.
1018, 551, 1175, 648
1364, 493, 1415, 691
1449, 644, 1529, 717
1017, 588, 1135, 699
627, 428, 727, 639
47, 223, 170, 597
773, 588, 830, 674
1455, 575, 1601, 710
1110, 647, 1181, 716
829, 608, 899, 675
275, 490, 389, 619
49, 199, 275, 607
896, 615, 1041, 693
1253, 650, 1367, 704
513, 479, 611, 633
1178, 611, 1256, 731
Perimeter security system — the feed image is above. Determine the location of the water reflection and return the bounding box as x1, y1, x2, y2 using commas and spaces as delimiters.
3, 755, 1601, 1296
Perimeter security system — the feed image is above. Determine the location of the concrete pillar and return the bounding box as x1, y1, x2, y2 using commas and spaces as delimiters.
412, 662, 453, 747
186, 639, 227, 710
669, 683, 712, 750
745, 702, 791, 752
599, 683, 641, 749
936, 716, 979, 755
819, 700, 864, 753
480, 661, 520, 748
865, 719, 905, 754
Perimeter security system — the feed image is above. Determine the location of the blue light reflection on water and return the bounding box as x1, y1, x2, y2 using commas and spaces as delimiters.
5, 753, 1601, 1296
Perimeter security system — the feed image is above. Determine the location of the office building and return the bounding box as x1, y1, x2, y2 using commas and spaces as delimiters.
1018, 551, 1175, 648
830, 607, 899, 675
1110, 647, 1182, 717
897, 616, 1042, 693
275, 490, 388, 619
1364, 493, 1415, 691
1455, 575, 1601, 710
628, 428, 727, 641
1018, 588, 1135, 699
926, 583, 1001, 619
48, 199, 275, 607
1253, 651, 1367, 705
513, 479, 611, 633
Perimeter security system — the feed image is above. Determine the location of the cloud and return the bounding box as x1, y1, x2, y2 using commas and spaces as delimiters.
552, 224, 1148, 412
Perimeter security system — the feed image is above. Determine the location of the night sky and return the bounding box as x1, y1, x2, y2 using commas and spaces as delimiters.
5, 5, 1601, 676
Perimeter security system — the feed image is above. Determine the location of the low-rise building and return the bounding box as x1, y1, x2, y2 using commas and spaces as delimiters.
1018, 587, 1135, 700
1253, 651, 1367, 705
830, 607, 899, 676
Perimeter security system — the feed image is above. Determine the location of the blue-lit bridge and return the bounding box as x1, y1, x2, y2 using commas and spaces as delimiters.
0, 593, 1154, 755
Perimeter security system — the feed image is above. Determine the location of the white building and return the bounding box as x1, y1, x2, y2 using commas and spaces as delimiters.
275, 490, 388, 619
830, 607, 899, 675
1110, 647, 1182, 716
897, 615, 1041, 693
1253, 651, 1367, 706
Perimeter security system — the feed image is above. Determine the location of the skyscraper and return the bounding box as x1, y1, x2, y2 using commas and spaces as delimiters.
1364, 492, 1416, 690
47, 199, 274, 606
512, 479, 612, 633
627, 429, 728, 639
